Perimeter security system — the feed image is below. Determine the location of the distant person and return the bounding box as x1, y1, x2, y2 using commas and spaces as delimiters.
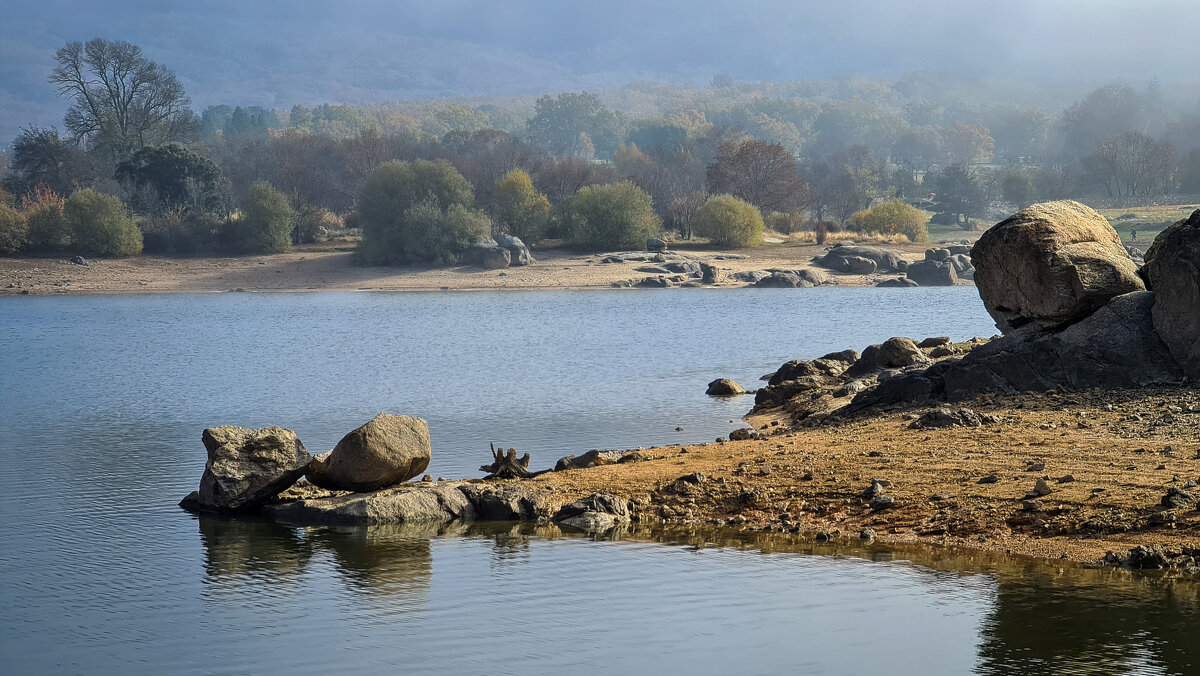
1130, 228, 1137, 242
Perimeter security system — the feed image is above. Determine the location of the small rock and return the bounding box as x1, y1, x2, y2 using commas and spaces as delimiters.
1020, 499, 1043, 512
931, 493, 955, 501
868, 495, 895, 510
859, 528, 876, 542
1057, 474, 1075, 483
1025, 461, 1046, 472
421, 474, 433, 482
728, 428, 754, 441
978, 474, 1000, 484
1025, 478, 1053, 498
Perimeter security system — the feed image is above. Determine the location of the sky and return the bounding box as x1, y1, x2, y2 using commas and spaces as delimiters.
3, 0, 1199, 145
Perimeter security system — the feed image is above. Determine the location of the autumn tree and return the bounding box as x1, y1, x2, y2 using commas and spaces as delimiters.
49, 39, 196, 158
494, 169, 551, 243
706, 140, 807, 213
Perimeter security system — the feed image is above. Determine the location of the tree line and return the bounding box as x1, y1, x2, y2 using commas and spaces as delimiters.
2, 38, 1199, 259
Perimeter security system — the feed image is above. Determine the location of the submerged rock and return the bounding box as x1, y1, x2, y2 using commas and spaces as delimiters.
306, 413, 431, 492
706, 378, 746, 396
189, 425, 311, 513
266, 480, 559, 526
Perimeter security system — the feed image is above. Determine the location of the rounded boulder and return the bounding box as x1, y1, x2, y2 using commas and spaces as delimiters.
972, 201, 1144, 333
306, 413, 432, 492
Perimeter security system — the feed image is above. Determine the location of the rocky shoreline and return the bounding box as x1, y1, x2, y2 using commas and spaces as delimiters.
179, 202, 1199, 574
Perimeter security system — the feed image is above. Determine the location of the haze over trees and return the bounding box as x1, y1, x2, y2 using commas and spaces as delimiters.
2, 15, 1199, 259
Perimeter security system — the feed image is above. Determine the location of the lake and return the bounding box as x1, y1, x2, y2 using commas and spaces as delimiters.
1, 288, 1195, 675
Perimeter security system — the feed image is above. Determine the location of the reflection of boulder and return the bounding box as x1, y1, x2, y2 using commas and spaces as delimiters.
198, 515, 312, 579
307, 524, 437, 599
977, 569, 1200, 676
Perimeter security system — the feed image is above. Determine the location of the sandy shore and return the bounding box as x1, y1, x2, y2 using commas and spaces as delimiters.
532, 385, 1199, 565
0, 242, 942, 296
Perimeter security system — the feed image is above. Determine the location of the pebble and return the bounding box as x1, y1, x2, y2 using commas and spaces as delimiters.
978, 474, 999, 484
859, 528, 876, 542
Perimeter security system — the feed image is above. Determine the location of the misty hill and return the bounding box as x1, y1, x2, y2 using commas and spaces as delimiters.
4, 0, 1200, 146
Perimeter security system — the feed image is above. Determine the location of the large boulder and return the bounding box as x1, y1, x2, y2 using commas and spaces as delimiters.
972, 201, 1145, 333
193, 426, 311, 512
906, 260, 958, 286
706, 378, 747, 396
495, 232, 533, 266
815, 245, 905, 272
1142, 210, 1200, 379
844, 256, 878, 274
480, 246, 511, 270
755, 271, 804, 288
306, 414, 432, 492
877, 337, 927, 368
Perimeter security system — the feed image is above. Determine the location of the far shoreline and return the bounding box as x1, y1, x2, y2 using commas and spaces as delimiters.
0, 241, 973, 298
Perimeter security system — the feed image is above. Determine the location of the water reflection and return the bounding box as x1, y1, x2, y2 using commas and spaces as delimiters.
195, 517, 1199, 675
652, 526, 1200, 676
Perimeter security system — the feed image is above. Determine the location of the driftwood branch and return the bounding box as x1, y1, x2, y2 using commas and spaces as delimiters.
480, 443, 548, 479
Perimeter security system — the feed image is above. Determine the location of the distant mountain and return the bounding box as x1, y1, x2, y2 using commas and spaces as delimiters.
3, 0, 1199, 146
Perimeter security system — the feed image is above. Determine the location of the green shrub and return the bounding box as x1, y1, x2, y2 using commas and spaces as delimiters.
695, 195, 765, 248
847, 199, 930, 244
0, 203, 29, 254
63, 189, 142, 256
358, 159, 483, 264
392, 201, 492, 264
225, 182, 295, 253
764, 211, 804, 235
563, 181, 660, 251
141, 210, 222, 254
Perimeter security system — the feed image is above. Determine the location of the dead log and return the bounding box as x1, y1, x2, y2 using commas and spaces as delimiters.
480, 443, 547, 479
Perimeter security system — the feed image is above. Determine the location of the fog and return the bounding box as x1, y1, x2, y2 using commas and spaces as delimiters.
2, 0, 1199, 144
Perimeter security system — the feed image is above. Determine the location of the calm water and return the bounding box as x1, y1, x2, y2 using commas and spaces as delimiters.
1, 288, 1195, 675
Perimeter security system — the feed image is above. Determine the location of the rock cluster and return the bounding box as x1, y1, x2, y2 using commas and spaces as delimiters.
753, 203, 1197, 422
182, 413, 431, 514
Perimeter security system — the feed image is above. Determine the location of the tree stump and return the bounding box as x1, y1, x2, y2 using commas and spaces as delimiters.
480, 443, 541, 479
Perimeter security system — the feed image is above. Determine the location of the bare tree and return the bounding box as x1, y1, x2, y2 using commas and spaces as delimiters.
706, 140, 807, 213
1087, 132, 1178, 197
50, 39, 195, 158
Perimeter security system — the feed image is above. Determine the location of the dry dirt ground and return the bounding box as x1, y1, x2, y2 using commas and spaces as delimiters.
0, 241, 945, 296
531, 385, 1200, 565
